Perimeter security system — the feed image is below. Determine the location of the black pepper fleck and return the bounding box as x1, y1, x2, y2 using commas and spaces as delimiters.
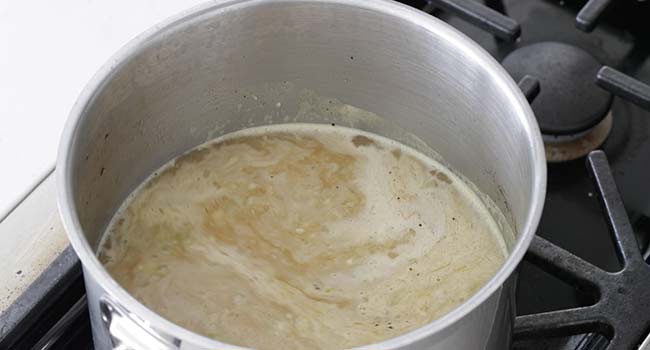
100, 167, 105, 176
418, 223, 422, 227
331, 123, 336, 126
16, 270, 22, 275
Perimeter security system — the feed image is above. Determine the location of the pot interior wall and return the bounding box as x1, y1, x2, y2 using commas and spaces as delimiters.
69, 1, 536, 252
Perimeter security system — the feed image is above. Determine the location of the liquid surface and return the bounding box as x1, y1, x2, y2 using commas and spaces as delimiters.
100, 124, 508, 350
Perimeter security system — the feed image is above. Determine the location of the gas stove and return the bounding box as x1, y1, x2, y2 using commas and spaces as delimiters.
2, 0, 650, 349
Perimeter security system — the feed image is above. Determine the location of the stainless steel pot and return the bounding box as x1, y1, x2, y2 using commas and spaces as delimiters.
57, 0, 546, 349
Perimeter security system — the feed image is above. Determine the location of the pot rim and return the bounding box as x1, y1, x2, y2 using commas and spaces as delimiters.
57, 0, 547, 348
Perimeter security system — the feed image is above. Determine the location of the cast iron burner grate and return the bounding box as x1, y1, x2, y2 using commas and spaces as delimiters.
514, 151, 650, 349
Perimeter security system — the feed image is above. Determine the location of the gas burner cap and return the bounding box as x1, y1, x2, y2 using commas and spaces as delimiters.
502, 42, 613, 135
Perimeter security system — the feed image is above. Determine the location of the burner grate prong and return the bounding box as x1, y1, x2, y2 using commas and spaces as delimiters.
596, 67, 650, 112
587, 150, 645, 267
515, 306, 609, 339
525, 236, 606, 292
576, 0, 612, 32
427, 0, 520, 41
517, 75, 541, 103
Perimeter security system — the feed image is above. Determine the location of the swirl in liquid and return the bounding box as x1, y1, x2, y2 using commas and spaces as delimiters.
100, 124, 508, 350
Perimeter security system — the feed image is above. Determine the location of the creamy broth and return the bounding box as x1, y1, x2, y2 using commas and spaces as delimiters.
99, 123, 508, 350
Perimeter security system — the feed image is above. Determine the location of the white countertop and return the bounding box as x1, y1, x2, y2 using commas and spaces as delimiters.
0, 0, 208, 219
0, 0, 208, 312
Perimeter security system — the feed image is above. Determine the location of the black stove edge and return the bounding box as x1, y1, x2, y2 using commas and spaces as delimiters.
0, 246, 81, 350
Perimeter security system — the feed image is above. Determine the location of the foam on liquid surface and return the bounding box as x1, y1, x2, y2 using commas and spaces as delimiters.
99, 123, 508, 350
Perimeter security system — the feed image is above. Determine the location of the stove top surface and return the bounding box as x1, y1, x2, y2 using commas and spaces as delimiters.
2, 1, 650, 349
